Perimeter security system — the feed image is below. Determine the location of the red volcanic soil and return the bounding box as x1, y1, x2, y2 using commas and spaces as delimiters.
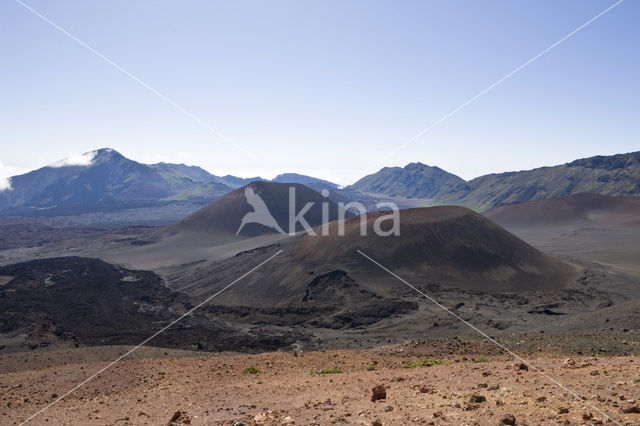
2, 344, 639, 425
484, 193, 640, 228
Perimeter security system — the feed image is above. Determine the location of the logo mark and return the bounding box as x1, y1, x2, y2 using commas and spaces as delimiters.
236, 186, 286, 235
236, 185, 400, 237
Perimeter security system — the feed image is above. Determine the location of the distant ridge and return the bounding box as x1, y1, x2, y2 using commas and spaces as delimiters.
3, 148, 639, 216
438, 151, 640, 211
272, 173, 339, 189
0, 148, 233, 214
215, 174, 265, 189
350, 151, 640, 211
0, 149, 340, 215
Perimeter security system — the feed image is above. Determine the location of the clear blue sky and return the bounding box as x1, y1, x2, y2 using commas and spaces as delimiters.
1, 0, 638, 186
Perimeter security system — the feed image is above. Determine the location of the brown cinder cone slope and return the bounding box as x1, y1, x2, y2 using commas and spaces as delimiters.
290, 206, 577, 293
159, 181, 346, 238
175, 206, 578, 307
485, 192, 640, 228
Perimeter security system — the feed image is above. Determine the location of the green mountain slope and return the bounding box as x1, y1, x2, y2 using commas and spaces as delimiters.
349, 152, 640, 211
438, 151, 640, 211
350, 162, 466, 199
0, 149, 234, 214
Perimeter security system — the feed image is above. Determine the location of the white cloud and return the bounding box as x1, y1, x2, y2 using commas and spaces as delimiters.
0, 177, 10, 191
48, 150, 98, 168
0, 161, 26, 191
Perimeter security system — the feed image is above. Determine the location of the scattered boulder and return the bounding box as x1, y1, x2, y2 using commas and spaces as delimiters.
562, 358, 591, 368
622, 404, 640, 413
516, 363, 528, 371
557, 407, 569, 414
371, 385, 387, 402
468, 394, 486, 403
501, 414, 516, 425
372, 420, 382, 426
168, 410, 191, 425
414, 385, 435, 394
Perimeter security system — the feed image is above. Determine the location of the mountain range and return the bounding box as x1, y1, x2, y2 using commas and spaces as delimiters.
0, 149, 337, 215
351, 151, 640, 211
0, 149, 227, 214
1, 148, 638, 216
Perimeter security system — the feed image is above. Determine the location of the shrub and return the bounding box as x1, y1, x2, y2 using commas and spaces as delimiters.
242, 366, 262, 374
474, 355, 489, 363
401, 360, 450, 369
310, 368, 343, 375
366, 364, 376, 371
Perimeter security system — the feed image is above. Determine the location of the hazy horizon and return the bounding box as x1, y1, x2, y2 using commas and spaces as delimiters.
2, 0, 638, 186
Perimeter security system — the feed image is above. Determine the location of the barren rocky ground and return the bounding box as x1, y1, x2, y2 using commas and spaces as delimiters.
2, 341, 640, 426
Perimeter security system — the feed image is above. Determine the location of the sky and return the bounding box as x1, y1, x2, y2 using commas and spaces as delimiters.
1, 0, 639, 187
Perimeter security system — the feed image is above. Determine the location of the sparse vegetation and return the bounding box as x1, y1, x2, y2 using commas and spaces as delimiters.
310, 368, 343, 375
474, 355, 489, 363
366, 364, 376, 371
242, 366, 262, 374
401, 360, 451, 369
330, 417, 349, 423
